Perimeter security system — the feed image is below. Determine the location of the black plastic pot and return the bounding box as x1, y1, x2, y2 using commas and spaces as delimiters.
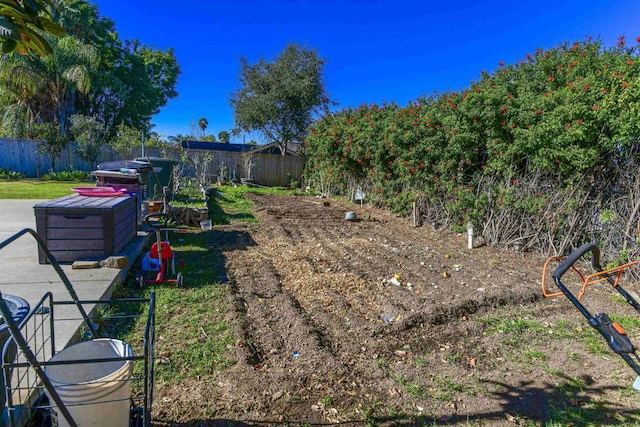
1, 294, 30, 411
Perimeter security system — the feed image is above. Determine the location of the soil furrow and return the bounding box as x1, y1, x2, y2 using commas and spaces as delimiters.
159, 193, 640, 425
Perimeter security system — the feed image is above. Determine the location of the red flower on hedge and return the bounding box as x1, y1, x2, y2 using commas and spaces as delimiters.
500, 105, 507, 111
535, 109, 542, 115
547, 76, 554, 82
618, 35, 626, 47
627, 60, 634, 66
622, 82, 630, 88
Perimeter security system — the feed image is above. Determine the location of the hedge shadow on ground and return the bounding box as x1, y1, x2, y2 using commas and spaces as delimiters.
175, 228, 257, 288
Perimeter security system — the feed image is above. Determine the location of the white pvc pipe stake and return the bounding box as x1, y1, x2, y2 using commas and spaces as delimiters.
467, 222, 474, 249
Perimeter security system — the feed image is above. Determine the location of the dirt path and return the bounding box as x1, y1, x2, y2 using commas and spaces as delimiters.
154, 193, 640, 426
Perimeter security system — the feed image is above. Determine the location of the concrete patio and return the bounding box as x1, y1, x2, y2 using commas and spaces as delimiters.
0, 199, 148, 350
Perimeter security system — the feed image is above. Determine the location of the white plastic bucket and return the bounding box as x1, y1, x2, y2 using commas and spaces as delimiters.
45, 339, 133, 427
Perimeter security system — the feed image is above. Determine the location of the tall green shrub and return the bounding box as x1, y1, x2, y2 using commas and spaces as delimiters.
304, 37, 640, 257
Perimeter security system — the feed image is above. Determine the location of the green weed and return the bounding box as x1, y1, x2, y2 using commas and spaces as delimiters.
415, 356, 428, 367
576, 327, 610, 356
566, 350, 581, 361
523, 349, 547, 362
430, 376, 472, 402
395, 375, 426, 398
542, 364, 564, 376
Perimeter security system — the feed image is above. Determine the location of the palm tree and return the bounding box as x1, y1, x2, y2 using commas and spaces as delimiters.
218, 130, 230, 143
0, 35, 99, 169
0, 35, 99, 138
198, 117, 208, 138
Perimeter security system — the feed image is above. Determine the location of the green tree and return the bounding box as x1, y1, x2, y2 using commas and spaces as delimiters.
0, 2, 181, 145
0, 0, 66, 55
31, 121, 67, 172
230, 42, 332, 154
69, 113, 104, 168
218, 130, 230, 143
108, 42, 180, 135
198, 117, 208, 137
111, 123, 142, 159
168, 133, 189, 144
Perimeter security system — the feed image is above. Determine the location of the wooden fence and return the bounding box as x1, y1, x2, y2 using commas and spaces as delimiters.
0, 138, 304, 187
183, 149, 305, 187
0, 138, 120, 177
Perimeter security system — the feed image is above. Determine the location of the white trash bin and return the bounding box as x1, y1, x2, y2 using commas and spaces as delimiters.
45, 339, 133, 427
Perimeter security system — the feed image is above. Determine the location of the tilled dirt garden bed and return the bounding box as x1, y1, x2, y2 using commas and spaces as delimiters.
153, 193, 640, 426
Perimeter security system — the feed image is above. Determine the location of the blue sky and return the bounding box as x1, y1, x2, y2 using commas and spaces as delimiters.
92, 0, 640, 142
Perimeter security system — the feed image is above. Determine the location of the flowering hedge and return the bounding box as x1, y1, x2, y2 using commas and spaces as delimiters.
304, 37, 640, 256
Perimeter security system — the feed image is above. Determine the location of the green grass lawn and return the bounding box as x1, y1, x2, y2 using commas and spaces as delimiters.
209, 184, 295, 224
0, 179, 83, 199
